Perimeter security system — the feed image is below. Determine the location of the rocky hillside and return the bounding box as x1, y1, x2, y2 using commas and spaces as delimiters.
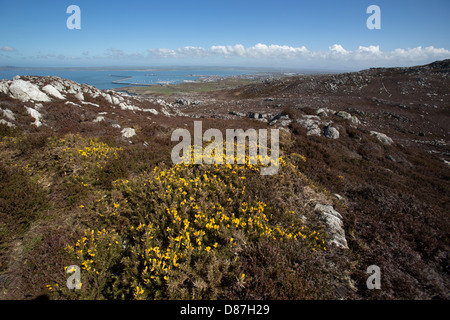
0, 61, 449, 300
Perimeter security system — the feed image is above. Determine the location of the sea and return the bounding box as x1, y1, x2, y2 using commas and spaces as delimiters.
0, 67, 277, 90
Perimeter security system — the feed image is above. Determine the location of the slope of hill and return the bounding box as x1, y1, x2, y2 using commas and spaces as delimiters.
0, 61, 448, 300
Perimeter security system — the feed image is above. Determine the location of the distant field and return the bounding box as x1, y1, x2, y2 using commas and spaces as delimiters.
115, 78, 262, 96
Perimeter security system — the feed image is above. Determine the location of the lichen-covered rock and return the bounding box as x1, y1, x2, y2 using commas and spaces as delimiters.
336, 111, 352, 120
296, 115, 326, 137
370, 131, 394, 145
324, 125, 339, 139
314, 203, 348, 249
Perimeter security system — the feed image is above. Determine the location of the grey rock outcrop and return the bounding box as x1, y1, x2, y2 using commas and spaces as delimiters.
324, 125, 339, 139
9, 79, 51, 102
370, 131, 394, 145
296, 115, 327, 137
314, 203, 348, 249
336, 111, 360, 125
42, 84, 65, 100
121, 127, 136, 139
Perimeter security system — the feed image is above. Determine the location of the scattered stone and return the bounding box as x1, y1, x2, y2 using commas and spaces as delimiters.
296, 115, 327, 137
442, 159, 450, 167
324, 125, 339, 139
25, 106, 43, 127
384, 111, 408, 122
121, 127, 136, 138
333, 194, 343, 201
2, 108, 15, 121
81, 101, 100, 108
0, 119, 15, 127
229, 111, 246, 117
370, 131, 394, 145
316, 108, 328, 116
176, 98, 190, 105
93, 116, 105, 123
142, 108, 159, 115
75, 91, 84, 101
307, 127, 322, 136
353, 110, 365, 117
160, 107, 172, 117
112, 96, 120, 105
335, 111, 352, 120
248, 112, 261, 119
65, 101, 81, 108
269, 113, 292, 126
350, 115, 361, 125
386, 155, 396, 162
103, 93, 113, 105
269, 112, 286, 123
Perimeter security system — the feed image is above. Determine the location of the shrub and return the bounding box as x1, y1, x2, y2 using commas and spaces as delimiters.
51, 145, 328, 300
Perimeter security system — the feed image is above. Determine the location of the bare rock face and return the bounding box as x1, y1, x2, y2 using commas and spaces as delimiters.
9, 79, 51, 102
0, 81, 10, 95
314, 203, 348, 249
0, 76, 186, 141
42, 84, 65, 99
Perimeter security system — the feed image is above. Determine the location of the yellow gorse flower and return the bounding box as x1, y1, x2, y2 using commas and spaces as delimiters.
62, 141, 325, 299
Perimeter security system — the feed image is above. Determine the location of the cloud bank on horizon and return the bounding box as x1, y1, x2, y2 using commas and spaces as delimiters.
3, 43, 448, 71
145, 43, 450, 68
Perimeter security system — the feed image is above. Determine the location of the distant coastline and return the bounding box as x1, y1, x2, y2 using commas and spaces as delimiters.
0, 66, 336, 91
110, 75, 150, 86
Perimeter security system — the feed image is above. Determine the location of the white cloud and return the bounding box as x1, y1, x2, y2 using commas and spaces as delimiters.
246, 44, 309, 58
147, 48, 177, 58
148, 43, 310, 59
1, 45, 16, 52
386, 46, 450, 61
143, 43, 450, 65
329, 44, 349, 56
105, 48, 125, 58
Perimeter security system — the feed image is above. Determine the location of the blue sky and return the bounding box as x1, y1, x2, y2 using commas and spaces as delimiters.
1, 0, 450, 70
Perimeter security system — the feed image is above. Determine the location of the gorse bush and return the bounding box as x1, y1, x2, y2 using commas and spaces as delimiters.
47, 142, 328, 299
1, 130, 347, 299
